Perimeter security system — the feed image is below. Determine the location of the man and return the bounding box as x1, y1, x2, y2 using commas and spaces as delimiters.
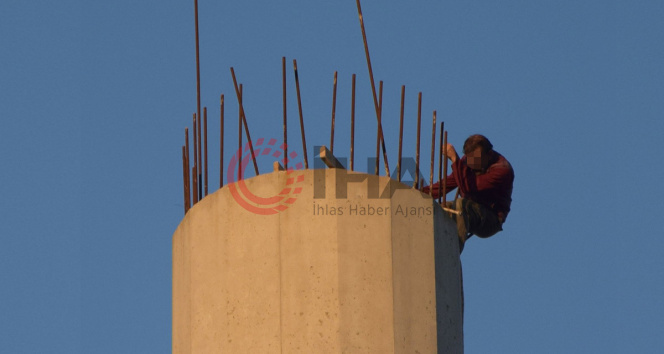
424, 134, 514, 252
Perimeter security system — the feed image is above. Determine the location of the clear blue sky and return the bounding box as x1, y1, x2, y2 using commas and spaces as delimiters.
1, 1, 663, 352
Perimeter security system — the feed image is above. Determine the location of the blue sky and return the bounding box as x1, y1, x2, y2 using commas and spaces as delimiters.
1, 0, 663, 352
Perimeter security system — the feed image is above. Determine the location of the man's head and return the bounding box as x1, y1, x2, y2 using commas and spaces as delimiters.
463, 134, 494, 172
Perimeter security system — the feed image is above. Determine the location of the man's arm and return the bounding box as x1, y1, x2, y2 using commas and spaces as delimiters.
422, 143, 460, 198
445, 143, 459, 164
424, 172, 457, 198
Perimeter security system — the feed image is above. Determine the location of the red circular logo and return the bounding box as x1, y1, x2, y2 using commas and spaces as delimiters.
226, 138, 305, 215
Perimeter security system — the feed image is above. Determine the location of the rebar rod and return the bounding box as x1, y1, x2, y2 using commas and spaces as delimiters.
193, 0, 202, 199
330, 71, 337, 154
397, 85, 405, 182
380, 81, 389, 177
443, 130, 449, 207
192, 113, 198, 199
238, 85, 243, 181
220, 94, 224, 188
182, 146, 189, 214
282, 57, 288, 169
230, 68, 259, 176
185, 145, 191, 212
415, 92, 422, 188
429, 111, 436, 196
438, 122, 444, 203
198, 109, 202, 200
193, 165, 198, 204
193, 0, 202, 167
293, 59, 309, 169
204, 106, 208, 196
375, 80, 383, 175
185, 127, 190, 175
350, 74, 356, 171
355, 0, 389, 173
192, 113, 197, 178
185, 127, 190, 210
443, 207, 461, 215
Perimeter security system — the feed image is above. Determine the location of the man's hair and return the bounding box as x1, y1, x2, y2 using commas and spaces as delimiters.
463, 134, 493, 155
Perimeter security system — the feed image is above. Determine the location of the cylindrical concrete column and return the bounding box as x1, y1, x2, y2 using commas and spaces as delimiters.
173, 169, 463, 353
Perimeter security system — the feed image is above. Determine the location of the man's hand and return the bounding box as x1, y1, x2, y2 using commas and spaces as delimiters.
444, 143, 459, 163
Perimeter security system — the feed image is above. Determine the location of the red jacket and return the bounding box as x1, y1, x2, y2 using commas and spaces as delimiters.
425, 151, 514, 221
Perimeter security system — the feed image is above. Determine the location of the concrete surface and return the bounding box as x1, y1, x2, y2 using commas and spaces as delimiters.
173, 169, 463, 353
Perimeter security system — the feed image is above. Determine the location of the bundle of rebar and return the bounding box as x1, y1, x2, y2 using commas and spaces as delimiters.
180, 0, 454, 215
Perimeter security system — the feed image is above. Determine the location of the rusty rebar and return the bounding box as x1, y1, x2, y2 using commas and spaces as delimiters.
192, 113, 197, 173
192, 165, 198, 204
204, 106, 208, 196
397, 85, 405, 182
192, 113, 198, 197
375, 80, 383, 176
293, 59, 309, 169
282, 57, 288, 169
194, 0, 202, 202
193, 0, 201, 164
415, 92, 422, 188
443, 130, 449, 206
350, 73, 356, 171
185, 145, 191, 212
198, 108, 202, 200
380, 81, 389, 177
185, 127, 190, 209
438, 122, 444, 203
185, 127, 190, 174
230, 68, 259, 176
238, 85, 243, 181
355, 0, 389, 174
182, 146, 189, 214
220, 94, 224, 188
429, 111, 436, 196
330, 71, 337, 154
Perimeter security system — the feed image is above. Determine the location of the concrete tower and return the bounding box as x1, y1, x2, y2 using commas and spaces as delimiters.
173, 168, 464, 353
